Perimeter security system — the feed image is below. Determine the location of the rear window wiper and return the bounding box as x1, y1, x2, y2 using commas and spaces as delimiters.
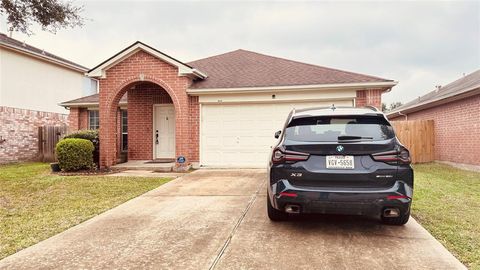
337, 135, 373, 141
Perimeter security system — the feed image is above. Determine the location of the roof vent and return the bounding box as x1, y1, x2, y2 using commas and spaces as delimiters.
41, 49, 46, 55
435, 85, 441, 92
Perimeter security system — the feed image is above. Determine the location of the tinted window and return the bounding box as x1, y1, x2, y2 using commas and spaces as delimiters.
285, 116, 395, 142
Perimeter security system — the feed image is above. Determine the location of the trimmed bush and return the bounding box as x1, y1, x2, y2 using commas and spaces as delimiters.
64, 129, 98, 147
63, 130, 99, 165
56, 138, 94, 171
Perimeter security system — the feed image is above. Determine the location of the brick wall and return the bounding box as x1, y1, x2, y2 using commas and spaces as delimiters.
0, 106, 68, 163
355, 89, 383, 109
389, 95, 480, 166
127, 82, 173, 160
98, 50, 197, 167
68, 107, 88, 131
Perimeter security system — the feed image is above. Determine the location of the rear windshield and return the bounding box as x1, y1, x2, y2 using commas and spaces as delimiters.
285, 116, 395, 142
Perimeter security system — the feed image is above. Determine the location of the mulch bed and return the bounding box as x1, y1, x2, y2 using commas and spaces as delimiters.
52, 167, 125, 176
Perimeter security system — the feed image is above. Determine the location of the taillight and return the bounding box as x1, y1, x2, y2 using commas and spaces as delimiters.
387, 195, 410, 200
272, 147, 310, 164
279, 192, 298, 198
371, 147, 411, 165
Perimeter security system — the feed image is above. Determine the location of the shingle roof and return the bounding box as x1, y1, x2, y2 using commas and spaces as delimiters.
60, 93, 127, 106
387, 69, 480, 116
0, 33, 88, 71
62, 48, 395, 106
188, 49, 393, 89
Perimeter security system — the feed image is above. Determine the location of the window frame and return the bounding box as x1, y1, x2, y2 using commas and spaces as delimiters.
120, 109, 128, 152
88, 109, 100, 130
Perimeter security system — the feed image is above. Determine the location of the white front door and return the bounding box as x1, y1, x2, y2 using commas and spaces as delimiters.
154, 105, 175, 159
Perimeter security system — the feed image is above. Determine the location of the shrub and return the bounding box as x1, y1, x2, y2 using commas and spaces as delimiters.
64, 129, 99, 147
64, 129, 99, 165
56, 138, 94, 171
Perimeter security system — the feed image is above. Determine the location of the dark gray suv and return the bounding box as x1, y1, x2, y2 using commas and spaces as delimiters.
267, 106, 413, 225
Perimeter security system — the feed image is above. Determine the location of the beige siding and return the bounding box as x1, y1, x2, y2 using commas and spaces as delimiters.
0, 47, 92, 113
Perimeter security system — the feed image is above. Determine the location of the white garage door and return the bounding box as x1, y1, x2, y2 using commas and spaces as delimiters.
200, 100, 352, 167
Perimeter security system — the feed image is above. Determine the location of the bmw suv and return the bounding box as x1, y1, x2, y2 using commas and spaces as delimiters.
267, 106, 413, 225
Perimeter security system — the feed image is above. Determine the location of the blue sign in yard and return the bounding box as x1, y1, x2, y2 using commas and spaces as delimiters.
177, 156, 186, 164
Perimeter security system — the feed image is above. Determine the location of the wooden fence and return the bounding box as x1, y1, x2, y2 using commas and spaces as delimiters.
38, 125, 67, 162
391, 120, 435, 164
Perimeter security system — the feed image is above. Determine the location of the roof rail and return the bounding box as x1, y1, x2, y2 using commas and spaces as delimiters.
364, 105, 378, 111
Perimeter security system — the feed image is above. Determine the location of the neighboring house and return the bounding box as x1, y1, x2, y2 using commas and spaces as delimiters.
0, 33, 97, 163
387, 70, 480, 167
61, 41, 396, 168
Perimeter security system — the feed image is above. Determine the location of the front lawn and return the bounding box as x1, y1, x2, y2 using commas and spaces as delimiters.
413, 163, 480, 269
0, 163, 171, 259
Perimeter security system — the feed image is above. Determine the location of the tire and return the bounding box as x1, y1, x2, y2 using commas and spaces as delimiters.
267, 197, 288, 221
381, 208, 410, 226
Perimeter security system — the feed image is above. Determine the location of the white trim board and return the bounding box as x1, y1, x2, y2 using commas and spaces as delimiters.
188, 81, 397, 95
87, 42, 207, 79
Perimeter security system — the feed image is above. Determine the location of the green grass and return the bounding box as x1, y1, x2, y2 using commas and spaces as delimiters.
0, 162, 171, 259
412, 163, 480, 269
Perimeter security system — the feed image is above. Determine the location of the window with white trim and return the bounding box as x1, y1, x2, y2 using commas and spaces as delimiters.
121, 110, 128, 152
88, 110, 99, 130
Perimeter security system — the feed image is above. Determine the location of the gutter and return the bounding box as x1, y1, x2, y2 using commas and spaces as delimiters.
386, 86, 480, 118
59, 101, 128, 108
192, 68, 208, 79
398, 111, 408, 120
0, 43, 89, 73
187, 81, 398, 95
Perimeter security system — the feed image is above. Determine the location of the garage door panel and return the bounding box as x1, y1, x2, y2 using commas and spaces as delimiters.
201, 100, 352, 167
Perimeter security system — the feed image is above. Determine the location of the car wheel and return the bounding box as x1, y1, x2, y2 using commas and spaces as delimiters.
381, 208, 410, 226
267, 196, 288, 221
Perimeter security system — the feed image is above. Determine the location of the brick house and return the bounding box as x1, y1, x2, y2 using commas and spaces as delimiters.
387, 70, 480, 167
61, 41, 396, 168
0, 33, 96, 163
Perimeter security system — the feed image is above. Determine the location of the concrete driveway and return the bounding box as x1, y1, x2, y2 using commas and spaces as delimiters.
0, 170, 465, 269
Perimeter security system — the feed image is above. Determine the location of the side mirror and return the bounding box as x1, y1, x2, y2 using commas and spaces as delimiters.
274, 130, 282, 139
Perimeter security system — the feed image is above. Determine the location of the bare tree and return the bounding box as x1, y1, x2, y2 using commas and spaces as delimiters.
389, 101, 403, 111
1, 0, 84, 35
381, 102, 388, 112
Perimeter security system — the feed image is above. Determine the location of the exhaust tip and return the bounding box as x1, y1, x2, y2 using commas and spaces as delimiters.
285, 204, 301, 214
383, 208, 400, 218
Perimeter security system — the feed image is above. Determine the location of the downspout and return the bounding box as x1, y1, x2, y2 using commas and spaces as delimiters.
398, 111, 408, 121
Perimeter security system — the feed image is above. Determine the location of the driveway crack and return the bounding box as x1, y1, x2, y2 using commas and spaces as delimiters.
208, 178, 265, 270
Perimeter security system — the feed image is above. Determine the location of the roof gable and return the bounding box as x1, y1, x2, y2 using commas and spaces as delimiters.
87, 41, 207, 79
187, 49, 395, 90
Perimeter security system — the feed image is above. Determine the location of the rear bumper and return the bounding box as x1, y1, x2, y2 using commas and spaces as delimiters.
268, 179, 413, 216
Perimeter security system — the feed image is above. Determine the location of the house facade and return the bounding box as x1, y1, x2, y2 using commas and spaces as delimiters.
388, 70, 480, 167
62, 42, 396, 168
0, 33, 97, 163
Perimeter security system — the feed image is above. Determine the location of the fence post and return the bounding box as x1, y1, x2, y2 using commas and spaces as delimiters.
38, 126, 44, 162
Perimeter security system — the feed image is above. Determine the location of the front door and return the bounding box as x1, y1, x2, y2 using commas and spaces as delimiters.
154, 105, 175, 159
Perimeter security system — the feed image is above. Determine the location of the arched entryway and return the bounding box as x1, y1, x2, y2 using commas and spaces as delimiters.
99, 78, 182, 168
88, 46, 202, 169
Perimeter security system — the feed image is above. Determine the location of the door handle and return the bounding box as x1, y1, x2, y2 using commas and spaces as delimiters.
155, 130, 159, 144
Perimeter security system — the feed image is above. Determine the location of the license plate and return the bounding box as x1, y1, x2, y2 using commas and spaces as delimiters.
326, 155, 354, 169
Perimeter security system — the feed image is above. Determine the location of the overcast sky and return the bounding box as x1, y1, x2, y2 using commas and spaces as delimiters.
1, 0, 479, 104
